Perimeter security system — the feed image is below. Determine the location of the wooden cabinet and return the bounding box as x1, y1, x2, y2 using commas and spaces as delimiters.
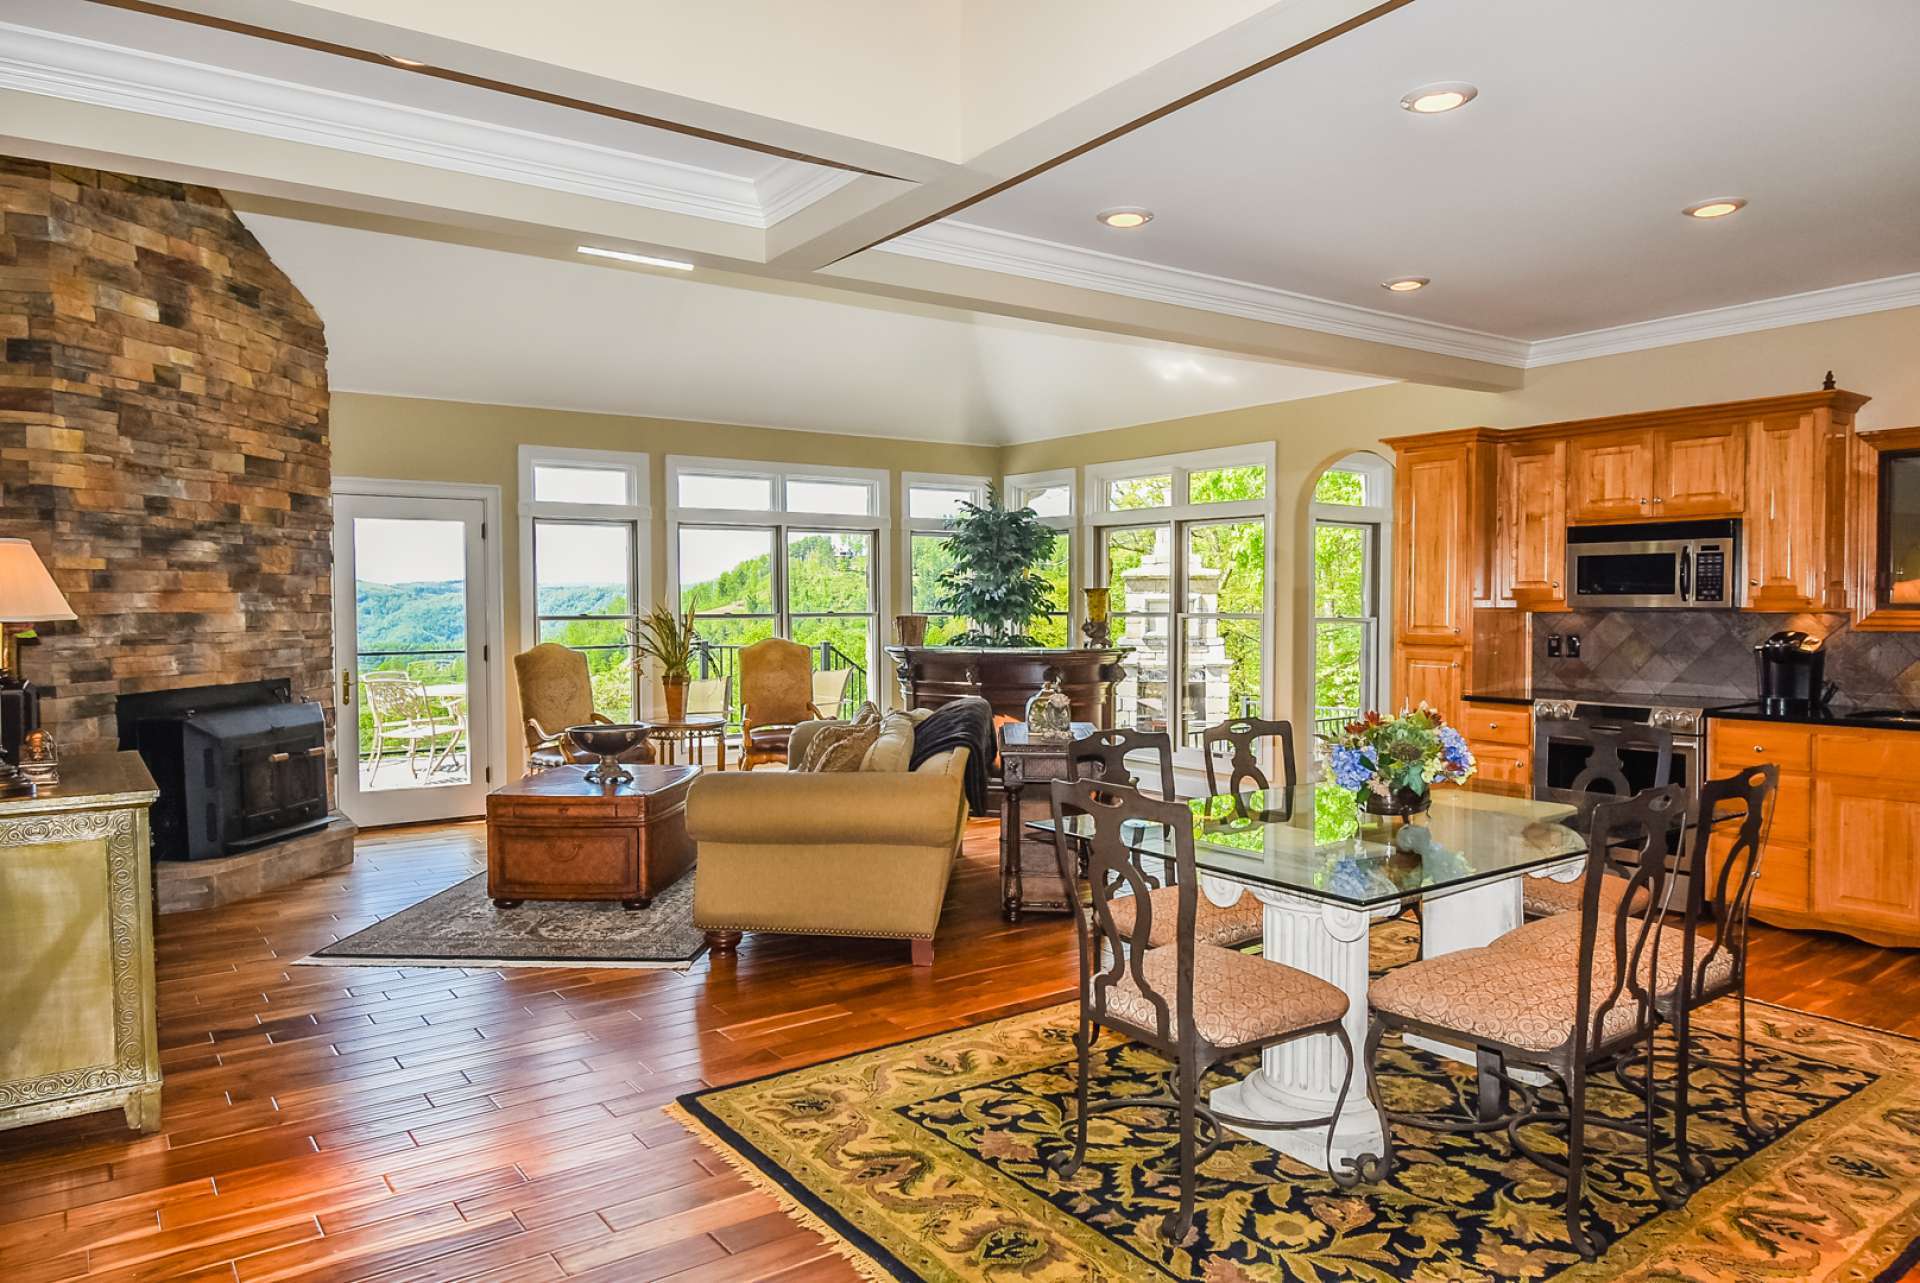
1396, 644, 1464, 726
1707, 722, 1811, 917
1568, 429, 1654, 522
1497, 439, 1566, 608
1746, 412, 1823, 609
1460, 699, 1531, 796
1655, 419, 1745, 517
1395, 443, 1473, 642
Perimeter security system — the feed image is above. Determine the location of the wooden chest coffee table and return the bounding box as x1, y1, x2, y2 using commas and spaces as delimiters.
486, 764, 698, 910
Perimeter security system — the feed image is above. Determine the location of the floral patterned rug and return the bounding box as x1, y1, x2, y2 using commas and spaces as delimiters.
670, 922, 1920, 1281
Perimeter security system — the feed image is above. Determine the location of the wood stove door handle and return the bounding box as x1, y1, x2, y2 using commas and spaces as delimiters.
306, 745, 327, 758
269, 751, 291, 763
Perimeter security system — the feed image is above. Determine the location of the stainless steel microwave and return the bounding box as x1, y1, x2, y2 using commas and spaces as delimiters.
1566, 519, 1739, 609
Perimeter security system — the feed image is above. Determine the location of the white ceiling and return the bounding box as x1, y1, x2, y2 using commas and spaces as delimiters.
949, 0, 1920, 341
240, 213, 1384, 445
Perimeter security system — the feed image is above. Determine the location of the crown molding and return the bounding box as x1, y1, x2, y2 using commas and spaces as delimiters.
0, 21, 849, 230
1524, 272, 1920, 367
882, 220, 1533, 367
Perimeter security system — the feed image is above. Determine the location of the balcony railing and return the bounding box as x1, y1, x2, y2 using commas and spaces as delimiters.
1314, 706, 1362, 739
691, 637, 868, 728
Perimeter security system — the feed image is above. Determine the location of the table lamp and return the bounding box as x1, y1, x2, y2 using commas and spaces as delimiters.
0, 538, 76, 783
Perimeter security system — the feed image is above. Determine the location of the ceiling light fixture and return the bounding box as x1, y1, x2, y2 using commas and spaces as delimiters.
577, 246, 696, 270
1399, 82, 1478, 114
1381, 277, 1430, 292
1683, 197, 1747, 219
1095, 208, 1153, 229
382, 54, 428, 67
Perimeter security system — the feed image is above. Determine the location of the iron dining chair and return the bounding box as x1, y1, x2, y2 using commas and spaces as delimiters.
1525, 717, 1677, 918
1201, 716, 1298, 796
1047, 776, 1358, 1239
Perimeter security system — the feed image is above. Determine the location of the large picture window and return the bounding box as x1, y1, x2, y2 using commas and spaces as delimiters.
1090, 449, 1271, 764
518, 447, 649, 723
672, 459, 887, 724
1311, 454, 1391, 740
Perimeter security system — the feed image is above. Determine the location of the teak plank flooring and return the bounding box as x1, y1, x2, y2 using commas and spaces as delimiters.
3, 818, 1919, 1281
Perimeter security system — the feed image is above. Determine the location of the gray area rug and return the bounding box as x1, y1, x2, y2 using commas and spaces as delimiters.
302, 870, 706, 969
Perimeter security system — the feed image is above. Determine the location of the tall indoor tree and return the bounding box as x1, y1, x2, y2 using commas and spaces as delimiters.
937, 486, 1059, 646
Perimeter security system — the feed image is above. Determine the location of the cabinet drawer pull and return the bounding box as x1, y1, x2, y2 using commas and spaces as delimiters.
1753, 744, 1764, 753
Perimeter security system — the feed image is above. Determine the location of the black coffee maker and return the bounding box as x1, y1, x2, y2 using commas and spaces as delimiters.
1754, 631, 1834, 715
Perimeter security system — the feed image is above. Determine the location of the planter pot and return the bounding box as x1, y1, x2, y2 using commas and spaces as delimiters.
895, 614, 929, 647
663, 679, 688, 722
1359, 785, 1431, 817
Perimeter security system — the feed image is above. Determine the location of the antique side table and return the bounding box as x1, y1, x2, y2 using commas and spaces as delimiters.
997, 720, 1096, 920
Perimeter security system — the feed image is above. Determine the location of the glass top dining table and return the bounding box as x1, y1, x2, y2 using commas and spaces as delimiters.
1029, 783, 1605, 912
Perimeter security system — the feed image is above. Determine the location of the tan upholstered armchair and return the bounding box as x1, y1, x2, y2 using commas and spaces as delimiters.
738, 636, 820, 769
512, 642, 655, 770
688, 721, 971, 966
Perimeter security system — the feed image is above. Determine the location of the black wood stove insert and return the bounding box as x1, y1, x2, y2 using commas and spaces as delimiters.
117, 679, 330, 861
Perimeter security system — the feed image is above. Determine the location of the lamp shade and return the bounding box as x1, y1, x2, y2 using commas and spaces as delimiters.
0, 539, 76, 623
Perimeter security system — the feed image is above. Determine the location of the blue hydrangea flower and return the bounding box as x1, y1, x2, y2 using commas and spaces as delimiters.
1328, 744, 1374, 791
1438, 726, 1474, 775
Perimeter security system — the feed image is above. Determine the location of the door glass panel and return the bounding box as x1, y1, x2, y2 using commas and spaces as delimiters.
1880, 453, 1920, 605
1573, 551, 1675, 598
787, 530, 872, 613
680, 526, 775, 614
786, 479, 871, 515
353, 516, 470, 792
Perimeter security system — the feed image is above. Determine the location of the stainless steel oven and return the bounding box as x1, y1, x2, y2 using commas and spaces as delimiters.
1533, 698, 1703, 895
1566, 519, 1739, 608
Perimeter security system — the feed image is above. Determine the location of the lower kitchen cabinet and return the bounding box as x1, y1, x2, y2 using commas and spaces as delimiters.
1460, 699, 1531, 796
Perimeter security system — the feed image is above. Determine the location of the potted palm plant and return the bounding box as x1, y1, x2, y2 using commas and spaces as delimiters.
937, 485, 1058, 646
631, 604, 698, 720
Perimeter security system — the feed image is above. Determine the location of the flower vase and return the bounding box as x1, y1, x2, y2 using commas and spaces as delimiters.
1360, 785, 1431, 817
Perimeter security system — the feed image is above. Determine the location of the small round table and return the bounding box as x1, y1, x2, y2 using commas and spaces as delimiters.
644, 715, 729, 770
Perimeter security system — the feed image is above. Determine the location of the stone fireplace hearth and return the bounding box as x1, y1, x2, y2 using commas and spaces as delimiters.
0, 157, 353, 906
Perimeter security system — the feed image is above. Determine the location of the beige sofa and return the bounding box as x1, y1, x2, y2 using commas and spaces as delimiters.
687, 718, 970, 966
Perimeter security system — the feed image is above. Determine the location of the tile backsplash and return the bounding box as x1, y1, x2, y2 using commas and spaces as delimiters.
1532, 611, 1920, 709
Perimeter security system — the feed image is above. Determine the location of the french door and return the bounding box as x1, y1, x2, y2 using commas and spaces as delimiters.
333, 490, 496, 826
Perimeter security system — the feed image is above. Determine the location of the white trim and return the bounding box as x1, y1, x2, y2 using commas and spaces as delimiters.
0, 22, 851, 230
332, 476, 508, 811
1525, 271, 1920, 367
884, 220, 1532, 368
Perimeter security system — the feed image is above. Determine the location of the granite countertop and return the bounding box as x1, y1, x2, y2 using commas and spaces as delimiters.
1705, 702, 1920, 732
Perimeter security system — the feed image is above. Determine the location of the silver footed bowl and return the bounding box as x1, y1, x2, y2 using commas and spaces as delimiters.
565, 723, 650, 784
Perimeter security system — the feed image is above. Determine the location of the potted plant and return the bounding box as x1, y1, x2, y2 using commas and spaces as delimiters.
1320, 704, 1476, 815
631, 604, 698, 720
937, 485, 1059, 646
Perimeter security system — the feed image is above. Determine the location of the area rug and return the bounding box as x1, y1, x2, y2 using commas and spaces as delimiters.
302, 870, 707, 969
670, 921, 1920, 1281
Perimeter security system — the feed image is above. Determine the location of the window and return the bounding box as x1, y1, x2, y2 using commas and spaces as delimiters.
1019, 482, 1071, 519
518, 447, 650, 722
1089, 449, 1272, 762
1311, 453, 1392, 741
1006, 471, 1074, 646
903, 475, 988, 645
672, 458, 887, 723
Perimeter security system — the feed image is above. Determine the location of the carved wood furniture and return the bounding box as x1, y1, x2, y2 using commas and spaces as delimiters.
485, 764, 698, 910
0, 751, 161, 1135
885, 646, 1126, 726
739, 637, 820, 770
997, 720, 1096, 920
513, 642, 655, 770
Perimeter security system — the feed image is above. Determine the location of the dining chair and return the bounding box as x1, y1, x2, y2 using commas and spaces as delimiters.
1201, 716, 1298, 796
1663, 763, 1780, 1178
1524, 717, 1676, 918
739, 637, 821, 770
1361, 784, 1690, 1260
1066, 727, 1176, 797
1046, 776, 1357, 1239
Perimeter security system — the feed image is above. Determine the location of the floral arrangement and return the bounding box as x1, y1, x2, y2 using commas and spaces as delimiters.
1322, 704, 1475, 811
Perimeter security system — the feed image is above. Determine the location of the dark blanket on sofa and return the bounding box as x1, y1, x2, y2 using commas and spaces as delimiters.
909, 696, 994, 817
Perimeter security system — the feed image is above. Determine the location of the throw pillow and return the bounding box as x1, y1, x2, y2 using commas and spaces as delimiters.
850, 700, 880, 725
798, 719, 880, 773
860, 712, 917, 773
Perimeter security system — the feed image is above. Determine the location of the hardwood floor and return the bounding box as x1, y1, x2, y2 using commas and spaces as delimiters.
2, 818, 1917, 1282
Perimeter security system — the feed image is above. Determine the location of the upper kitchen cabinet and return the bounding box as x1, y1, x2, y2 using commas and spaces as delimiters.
1850, 426, 1920, 631
1394, 441, 1475, 642
1654, 419, 1745, 517
1497, 439, 1566, 608
1745, 411, 1824, 609
1567, 429, 1654, 522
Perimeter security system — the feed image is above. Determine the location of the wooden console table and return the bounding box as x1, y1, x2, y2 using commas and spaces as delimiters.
0, 752, 162, 1134
998, 721, 1096, 920
884, 646, 1127, 724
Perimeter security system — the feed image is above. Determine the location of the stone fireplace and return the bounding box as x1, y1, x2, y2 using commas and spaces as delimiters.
0, 157, 351, 907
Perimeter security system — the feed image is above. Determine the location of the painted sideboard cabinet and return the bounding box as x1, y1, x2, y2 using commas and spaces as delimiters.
0, 752, 163, 1134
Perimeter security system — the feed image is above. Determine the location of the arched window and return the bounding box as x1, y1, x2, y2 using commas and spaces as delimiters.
1309, 452, 1393, 737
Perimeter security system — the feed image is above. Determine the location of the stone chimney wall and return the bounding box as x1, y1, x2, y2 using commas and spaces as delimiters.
0, 158, 332, 752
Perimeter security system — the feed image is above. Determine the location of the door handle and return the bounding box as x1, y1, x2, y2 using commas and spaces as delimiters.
1679, 548, 1691, 601
341, 669, 353, 703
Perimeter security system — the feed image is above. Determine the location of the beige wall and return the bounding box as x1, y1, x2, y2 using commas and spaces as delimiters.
1001, 304, 1920, 737
331, 393, 1000, 765
335, 305, 1920, 768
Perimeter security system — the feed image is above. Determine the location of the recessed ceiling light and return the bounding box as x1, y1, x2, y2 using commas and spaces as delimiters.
383, 54, 428, 67
577, 246, 696, 270
1683, 197, 1747, 219
1381, 277, 1430, 292
1400, 82, 1478, 114
1095, 208, 1153, 229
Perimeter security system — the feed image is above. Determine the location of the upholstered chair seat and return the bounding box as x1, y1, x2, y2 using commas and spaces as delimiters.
1522, 870, 1649, 918
1103, 942, 1347, 1047
1501, 911, 1735, 995
1105, 887, 1263, 950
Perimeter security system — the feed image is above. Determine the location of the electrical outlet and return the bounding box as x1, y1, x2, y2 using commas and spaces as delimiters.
1567, 633, 1582, 658
1546, 633, 1563, 657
